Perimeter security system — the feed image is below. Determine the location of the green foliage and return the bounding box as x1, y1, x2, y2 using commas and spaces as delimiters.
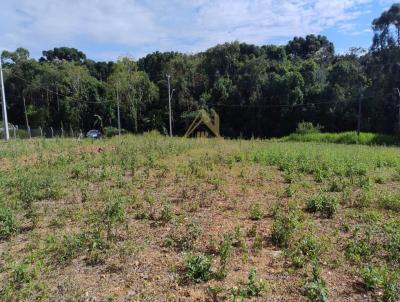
359, 265, 399, 301
305, 193, 338, 218
249, 203, 264, 220
216, 234, 232, 279
271, 210, 301, 248
380, 193, 400, 212
231, 268, 265, 299
303, 265, 328, 302
296, 122, 322, 135
185, 254, 213, 283
287, 232, 324, 268
283, 132, 400, 146
0, 207, 17, 240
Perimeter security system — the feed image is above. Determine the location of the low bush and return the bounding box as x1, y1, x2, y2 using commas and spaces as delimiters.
185, 254, 213, 283
0, 207, 17, 240
231, 268, 265, 298
306, 193, 338, 218
303, 265, 328, 302
271, 210, 301, 248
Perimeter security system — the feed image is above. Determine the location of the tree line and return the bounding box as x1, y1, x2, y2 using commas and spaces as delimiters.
2, 4, 400, 138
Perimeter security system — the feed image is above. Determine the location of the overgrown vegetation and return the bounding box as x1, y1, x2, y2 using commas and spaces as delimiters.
1, 134, 400, 300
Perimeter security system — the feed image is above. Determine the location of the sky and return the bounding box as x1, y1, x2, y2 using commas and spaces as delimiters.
0, 0, 396, 61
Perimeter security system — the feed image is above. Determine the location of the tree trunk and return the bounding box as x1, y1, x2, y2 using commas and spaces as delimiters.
22, 94, 30, 130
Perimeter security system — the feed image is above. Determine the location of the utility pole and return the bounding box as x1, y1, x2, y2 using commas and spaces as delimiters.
116, 86, 121, 136
0, 58, 9, 141
167, 75, 172, 137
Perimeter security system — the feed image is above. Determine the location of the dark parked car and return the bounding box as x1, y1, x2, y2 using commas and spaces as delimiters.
86, 129, 102, 139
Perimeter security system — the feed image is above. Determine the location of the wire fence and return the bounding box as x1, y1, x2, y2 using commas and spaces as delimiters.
0, 125, 85, 140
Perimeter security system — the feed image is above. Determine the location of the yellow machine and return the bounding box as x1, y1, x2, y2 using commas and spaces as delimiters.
184, 109, 220, 138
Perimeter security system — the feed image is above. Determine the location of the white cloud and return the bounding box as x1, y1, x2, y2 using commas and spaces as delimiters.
0, 0, 375, 60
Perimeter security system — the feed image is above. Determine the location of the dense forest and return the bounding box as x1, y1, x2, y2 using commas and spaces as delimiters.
2, 4, 400, 138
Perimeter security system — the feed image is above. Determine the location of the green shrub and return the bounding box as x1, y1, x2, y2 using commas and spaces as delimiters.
271, 210, 301, 248
359, 265, 399, 301
306, 193, 338, 218
103, 126, 127, 138
296, 122, 322, 135
359, 265, 385, 290
231, 268, 265, 298
303, 266, 328, 302
287, 232, 323, 268
217, 234, 232, 278
185, 254, 213, 282
380, 193, 400, 212
345, 239, 373, 262
249, 203, 264, 220
0, 207, 17, 240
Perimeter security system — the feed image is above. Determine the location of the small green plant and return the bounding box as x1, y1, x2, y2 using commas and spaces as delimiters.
306, 193, 338, 218
185, 254, 213, 282
359, 265, 385, 290
359, 265, 399, 301
247, 225, 257, 238
216, 234, 232, 279
0, 207, 17, 240
380, 193, 400, 212
249, 203, 264, 220
271, 210, 301, 248
303, 265, 328, 302
231, 268, 265, 298
102, 196, 126, 240
345, 238, 373, 262
165, 222, 202, 251
287, 232, 323, 268
160, 204, 173, 223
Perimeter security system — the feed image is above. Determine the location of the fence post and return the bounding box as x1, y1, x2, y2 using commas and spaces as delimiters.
50, 127, 54, 138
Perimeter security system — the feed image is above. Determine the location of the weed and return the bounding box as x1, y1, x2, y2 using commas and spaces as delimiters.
185, 254, 213, 283
303, 265, 328, 302
216, 234, 232, 279
231, 268, 265, 298
249, 203, 264, 220
305, 193, 338, 218
247, 225, 257, 238
165, 222, 202, 251
380, 193, 400, 212
0, 207, 17, 239
345, 239, 373, 262
287, 232, 323, 268
359, 265, 385, 290
359, 265, 399, 301
160, 204, 173, 223
252, 234, 264, 254
271, 210, 301, 248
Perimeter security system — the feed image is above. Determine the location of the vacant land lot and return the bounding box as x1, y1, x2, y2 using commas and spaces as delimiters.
1, 134, 400, 301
